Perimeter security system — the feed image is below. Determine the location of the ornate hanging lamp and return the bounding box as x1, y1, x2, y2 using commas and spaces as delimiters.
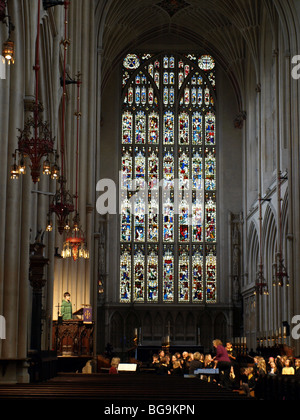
10, 0, 56, 182
254, 194, 269, 296
1, 0, 15, 65
272, 171, 289, 287
49, 0, 74, 232
62, 74, 89, 261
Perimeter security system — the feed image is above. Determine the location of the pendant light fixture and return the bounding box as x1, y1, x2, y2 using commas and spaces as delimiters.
254, 194, 269, 296
10, 0, 56, 183
1, 0, 15, 65
272, 171, 289, 287
61, 74, 89, 261
49, 0, 74, 232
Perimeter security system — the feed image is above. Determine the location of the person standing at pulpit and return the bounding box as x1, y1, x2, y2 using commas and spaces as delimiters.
61, 292, 73, 320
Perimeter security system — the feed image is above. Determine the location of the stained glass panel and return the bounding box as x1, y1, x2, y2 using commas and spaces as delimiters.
178, 247, 189, 302
135, 85, 141, 105
179, 112, 189, 144
163, 198, 174, 242
120, 198, 131, 242
178, 148, 189, 189
148, 112, 159, 144
147, 247, 158, 302
123, 53, 140, 70
122, 111, 133, 144
192, 148, 202, 189
148, 148, 159, 189
120, 245, 131, 302
198, 55, 215, 71
133, 197, 145, 242
163, 111, 174, 144
205, 112, 215, 145
135, 111, 146, 144
148, 199, 159, 242
135, 147, 146, 189
205, 147, 216, 190
128, 86, 134, 106
192, 200, 203, 242
206, 248, 217, 302
192, 112, 202, 145
133, 248, 145, 301
179, 199, 190, 242
121, 147, 132, 190
204, 87, 210, 107
163, 248, 174, 302
192, 247, 203, 302
163, 149, 174, 189
205, 195, 216, 242
148, 87, 154, 105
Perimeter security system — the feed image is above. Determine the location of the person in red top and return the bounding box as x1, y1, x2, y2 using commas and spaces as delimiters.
109, 357, 120, 374
212, 339, 232, 389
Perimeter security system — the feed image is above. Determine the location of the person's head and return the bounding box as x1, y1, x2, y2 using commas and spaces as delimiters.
193, 352, 201, 361
111, 357, 120, 367
159, 349, 165, 358
173, 360, 181, 369
64, 292, 70, 301
213, 339, 222, 348
205, 354, 212, 363
285, 358, 292, 367
160, 357, 167, 366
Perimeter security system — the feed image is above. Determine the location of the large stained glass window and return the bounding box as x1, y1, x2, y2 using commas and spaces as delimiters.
120, 53, 217, 304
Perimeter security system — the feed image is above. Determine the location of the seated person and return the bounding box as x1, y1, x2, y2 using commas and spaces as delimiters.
109, 357, 120, 374
189, 352, 204, 374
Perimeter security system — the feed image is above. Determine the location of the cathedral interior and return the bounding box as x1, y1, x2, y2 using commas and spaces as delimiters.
0, 0, 300, 388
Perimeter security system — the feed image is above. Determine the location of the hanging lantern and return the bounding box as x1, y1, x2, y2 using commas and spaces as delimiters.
1, 2, 15, 65
15, 114, 56, 183
11, 2, 56, 183
2, 38, 14, 64
10, 162, 19, 179
61, 213, 89, 261
49, 177, 74, 234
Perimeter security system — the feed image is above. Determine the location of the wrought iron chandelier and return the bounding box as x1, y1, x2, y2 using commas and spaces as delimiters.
254, 194, 269, 296
61, 213, 89, 261
61, 74, 89, 261
49, 0, 74, 232
10, 0, 56, 183
0, 0, 15, 65
272, 171, 289, 287
50, 176, 74, 234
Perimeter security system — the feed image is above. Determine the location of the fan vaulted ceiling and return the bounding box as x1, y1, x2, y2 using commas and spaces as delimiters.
95, 0, 292, 109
